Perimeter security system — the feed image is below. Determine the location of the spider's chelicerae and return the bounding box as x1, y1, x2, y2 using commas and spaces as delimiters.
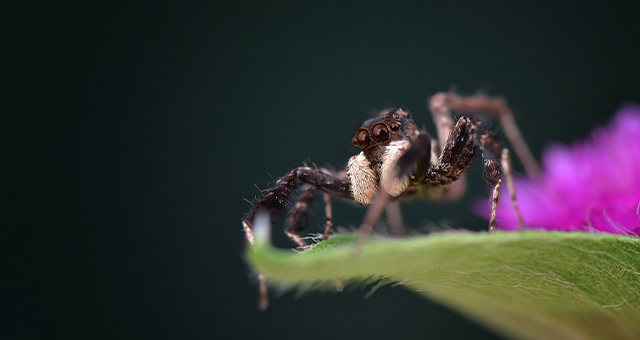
243, 92, 537, 308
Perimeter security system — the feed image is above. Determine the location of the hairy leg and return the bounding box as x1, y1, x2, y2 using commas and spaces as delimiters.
243, 166, 351, 244
286, 170, 341, 246
242, 166, 351, 309
285, 185, 317, 248
430, 92, 540, 178
429, 93, 468, 200
423, 117, 525, 231
465, 117, 525, 230
356, 133, 432, 244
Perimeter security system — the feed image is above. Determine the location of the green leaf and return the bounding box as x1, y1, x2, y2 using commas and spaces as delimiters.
247, 220, 640, 340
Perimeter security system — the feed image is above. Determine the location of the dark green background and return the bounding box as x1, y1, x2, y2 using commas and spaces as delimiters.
8, 2, 640, 339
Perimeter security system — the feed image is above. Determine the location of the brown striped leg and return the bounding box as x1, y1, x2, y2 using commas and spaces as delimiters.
242, 166, 352, 309
468, 117, 526, 230
430, 92, 540, 178
286, 185, 316, 248
429, 93, 468, 201
385, 201, 405, 237
322, 193, 334, 239
501, 149, 525, 228
482, 159, 502, 232
422, 116, 526, 231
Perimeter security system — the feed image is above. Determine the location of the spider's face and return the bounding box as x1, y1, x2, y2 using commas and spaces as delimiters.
351, 108, 420, 162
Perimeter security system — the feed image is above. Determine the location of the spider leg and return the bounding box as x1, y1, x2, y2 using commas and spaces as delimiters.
243, 166, 351, 248
357, 133, 432, 243
423, 117, 525, 231
285, 185, 317, 248
356, 189, 392, 245
286, 185, 338, 246
428, 93, 468, 200
430, 92, 540, 177
377, 133, 427, 236
466, 117, 525, 230
243, 166, 352, 309
422, 118, 477, 187
287, 166, 343, 243
500, 148, 525, 228
482, 155, 503, 232
385, 201, 404, 236
321, 192, 334, 239
319, 168, 344, 240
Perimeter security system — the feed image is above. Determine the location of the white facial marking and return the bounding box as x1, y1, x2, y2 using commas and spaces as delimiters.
380, 140, 411, 196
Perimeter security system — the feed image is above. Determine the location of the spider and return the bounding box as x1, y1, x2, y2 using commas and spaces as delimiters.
242, 92, 537, 309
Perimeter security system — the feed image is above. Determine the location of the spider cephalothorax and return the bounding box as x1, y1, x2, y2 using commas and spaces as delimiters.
347, 108, 423, 205
351, 108, 420, 158
242, 92, 536, 309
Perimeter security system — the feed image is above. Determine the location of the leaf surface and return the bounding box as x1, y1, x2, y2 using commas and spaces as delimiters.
248, 225, 640, 340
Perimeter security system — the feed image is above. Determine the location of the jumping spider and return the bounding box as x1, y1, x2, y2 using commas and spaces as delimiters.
243, 92, 537, 308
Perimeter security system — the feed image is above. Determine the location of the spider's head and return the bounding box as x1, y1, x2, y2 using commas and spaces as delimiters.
351, 108, 420, 162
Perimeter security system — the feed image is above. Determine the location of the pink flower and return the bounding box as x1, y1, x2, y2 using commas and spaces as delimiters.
477, 104, 640, 235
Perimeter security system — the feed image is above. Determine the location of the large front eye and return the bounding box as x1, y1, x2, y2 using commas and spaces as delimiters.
371, 123, 389, 142
354, 128, 370, 146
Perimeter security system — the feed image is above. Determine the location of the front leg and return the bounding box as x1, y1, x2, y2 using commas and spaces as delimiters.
242, 166, 352, 247
285, 184, 317, 248
423, 117, 525, 231
357, 133, 432, 243
286, 168, 344, 247
243, 166, 352, 310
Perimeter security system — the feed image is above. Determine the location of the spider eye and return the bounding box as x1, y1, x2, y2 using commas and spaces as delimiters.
371, 123, 389, 142
354, 128, 370, 146
392, 113, 400, 120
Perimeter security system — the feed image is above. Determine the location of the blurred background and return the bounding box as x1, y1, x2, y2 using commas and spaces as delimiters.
7, 1, 640, 339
